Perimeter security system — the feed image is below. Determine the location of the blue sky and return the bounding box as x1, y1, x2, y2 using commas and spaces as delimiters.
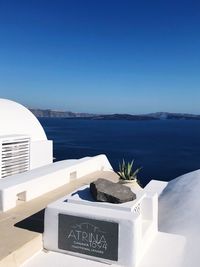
0, 0, 200, 114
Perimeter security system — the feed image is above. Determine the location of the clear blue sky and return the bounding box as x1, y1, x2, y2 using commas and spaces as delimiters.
0, 0, 200, 114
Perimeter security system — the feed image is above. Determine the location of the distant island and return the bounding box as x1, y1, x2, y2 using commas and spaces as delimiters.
29, 109, 200, 121
29, 109, 95, 118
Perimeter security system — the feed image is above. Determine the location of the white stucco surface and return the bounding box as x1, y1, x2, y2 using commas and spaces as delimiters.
0, 154, 112, 212
0, 98, 47, 141
43, 187, 154, 267
22, 251, 119, 267
22, 231, 185, 267
22, 171, 188, 267
24, 167, 200, 267
159, 169, 200, 267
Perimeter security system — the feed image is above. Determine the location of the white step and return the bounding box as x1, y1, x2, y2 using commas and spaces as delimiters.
138, 231, 186, 267
22, 250, 119, 267
22, 231, 185, 267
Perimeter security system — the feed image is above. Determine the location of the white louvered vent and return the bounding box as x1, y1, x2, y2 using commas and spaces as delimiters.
1, 136, 30, 178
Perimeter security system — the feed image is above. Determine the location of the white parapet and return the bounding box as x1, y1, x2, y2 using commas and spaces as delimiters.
0, 154, 112, 212
144, 180, 168, 197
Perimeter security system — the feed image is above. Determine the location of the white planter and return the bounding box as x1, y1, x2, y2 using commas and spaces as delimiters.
118, 179, 143, 192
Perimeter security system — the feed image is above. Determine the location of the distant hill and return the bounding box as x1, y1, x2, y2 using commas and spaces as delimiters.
29, 109, 200, 120
92, 114, 159, 120
29, 108, 95, 118
93, 112, 200, 120
145, 112, 200, 120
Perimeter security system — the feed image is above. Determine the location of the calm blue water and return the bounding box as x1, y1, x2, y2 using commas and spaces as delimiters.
39, 118, 200, 186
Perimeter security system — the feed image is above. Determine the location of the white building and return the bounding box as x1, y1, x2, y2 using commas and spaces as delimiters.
0, 98, 53, 179
0, 98, 199, 267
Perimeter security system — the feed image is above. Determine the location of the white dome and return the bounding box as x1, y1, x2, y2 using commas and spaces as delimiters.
159, 170, 200, 267
0, 98, 47, 141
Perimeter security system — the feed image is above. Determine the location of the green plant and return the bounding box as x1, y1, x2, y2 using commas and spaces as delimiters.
117, 159, 142, 181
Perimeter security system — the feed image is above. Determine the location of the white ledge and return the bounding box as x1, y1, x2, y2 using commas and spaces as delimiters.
0, 154, 112, 212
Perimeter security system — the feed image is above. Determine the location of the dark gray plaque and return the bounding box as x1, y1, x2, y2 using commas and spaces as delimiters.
58, 214, 118, 261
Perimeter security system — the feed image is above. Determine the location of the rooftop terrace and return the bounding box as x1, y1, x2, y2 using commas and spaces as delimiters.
0, 170, 118, 267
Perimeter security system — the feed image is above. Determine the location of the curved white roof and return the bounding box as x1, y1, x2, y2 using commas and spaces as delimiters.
0, 98, 47, 141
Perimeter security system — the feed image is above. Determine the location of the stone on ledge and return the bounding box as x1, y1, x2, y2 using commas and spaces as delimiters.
90, 178, 136, 204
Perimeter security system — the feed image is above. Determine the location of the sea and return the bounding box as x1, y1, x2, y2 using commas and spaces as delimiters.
39, 118, 200, 186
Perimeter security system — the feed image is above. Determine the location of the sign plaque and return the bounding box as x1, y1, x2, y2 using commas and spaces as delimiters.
58, 214, 119, 261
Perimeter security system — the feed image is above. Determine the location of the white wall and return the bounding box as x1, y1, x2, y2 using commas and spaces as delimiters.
30, 140, 53, 169
0, 155, 113, 212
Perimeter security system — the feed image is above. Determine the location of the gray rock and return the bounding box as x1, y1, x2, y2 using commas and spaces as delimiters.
90, 178, 136, 204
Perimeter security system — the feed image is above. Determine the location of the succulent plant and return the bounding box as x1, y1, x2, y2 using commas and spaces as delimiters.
117, 159, 142, 181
